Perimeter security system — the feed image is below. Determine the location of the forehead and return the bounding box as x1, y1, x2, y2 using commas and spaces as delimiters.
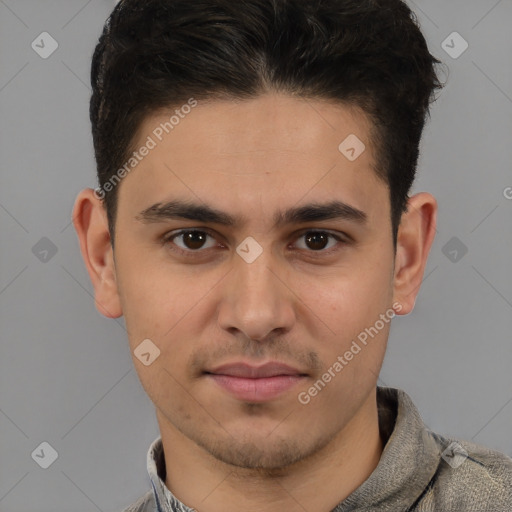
136, 93, 375, 161
117, 93, 388, 229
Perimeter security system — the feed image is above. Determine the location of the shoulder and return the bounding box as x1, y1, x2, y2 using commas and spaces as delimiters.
121, 490, 156, 512
424, 433, 512, 511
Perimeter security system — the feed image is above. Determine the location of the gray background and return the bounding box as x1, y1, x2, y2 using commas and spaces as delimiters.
1, 0, 511, 510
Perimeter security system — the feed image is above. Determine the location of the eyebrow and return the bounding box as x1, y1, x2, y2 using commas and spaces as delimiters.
135, 198, 367, 229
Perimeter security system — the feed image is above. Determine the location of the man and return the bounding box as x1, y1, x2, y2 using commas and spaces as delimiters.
73, 0, 512, 510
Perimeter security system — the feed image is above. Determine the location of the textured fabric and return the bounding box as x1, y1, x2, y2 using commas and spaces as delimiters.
122, 387, 512, 511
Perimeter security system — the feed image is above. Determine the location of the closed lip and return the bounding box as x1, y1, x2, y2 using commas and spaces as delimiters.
205, 362, 307, 378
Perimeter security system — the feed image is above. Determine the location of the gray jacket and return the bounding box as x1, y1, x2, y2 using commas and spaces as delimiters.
122, 387, 512, 511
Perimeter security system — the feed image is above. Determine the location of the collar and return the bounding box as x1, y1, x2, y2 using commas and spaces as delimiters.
146, 387, 441, 511
146, 435, 194, 512
332, 387, 441, 511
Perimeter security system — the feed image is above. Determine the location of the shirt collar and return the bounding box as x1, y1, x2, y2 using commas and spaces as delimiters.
332, 387, 441, 511
146, 387, 441, 511
147, 435, 195, 511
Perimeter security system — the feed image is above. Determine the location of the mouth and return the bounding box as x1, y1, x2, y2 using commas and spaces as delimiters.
204, 362, 308, 402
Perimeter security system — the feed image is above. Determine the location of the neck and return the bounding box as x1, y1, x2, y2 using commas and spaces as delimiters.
159, 389, 383, 512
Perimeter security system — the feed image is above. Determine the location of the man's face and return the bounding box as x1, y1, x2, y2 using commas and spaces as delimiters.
112, 93, 397, 469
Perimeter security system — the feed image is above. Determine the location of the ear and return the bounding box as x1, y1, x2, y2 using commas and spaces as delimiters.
392, 192, 437, 315
72, 188, 123, 318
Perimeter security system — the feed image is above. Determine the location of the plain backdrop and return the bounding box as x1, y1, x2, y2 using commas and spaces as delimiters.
1, 0, 511, 511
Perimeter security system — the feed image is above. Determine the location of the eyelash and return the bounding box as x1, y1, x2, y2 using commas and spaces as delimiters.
161, 228, 349, 258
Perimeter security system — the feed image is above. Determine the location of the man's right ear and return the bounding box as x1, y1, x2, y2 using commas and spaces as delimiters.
72, 188, 123, 318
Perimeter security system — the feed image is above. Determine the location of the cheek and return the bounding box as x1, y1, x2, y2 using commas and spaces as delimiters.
306, 260, 393, 330
294, 252, 393, 380
116, 255, 220, 369
114, 248, 182, 343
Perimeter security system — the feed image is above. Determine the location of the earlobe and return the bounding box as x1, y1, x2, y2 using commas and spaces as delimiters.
392, 193, 437, 315
72, 188, 123, 318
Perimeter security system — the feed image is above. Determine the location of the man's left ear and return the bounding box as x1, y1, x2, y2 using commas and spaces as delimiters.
392, 192, 437, 315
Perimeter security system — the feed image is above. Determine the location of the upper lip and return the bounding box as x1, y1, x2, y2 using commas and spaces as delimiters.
205, 362, 306, 378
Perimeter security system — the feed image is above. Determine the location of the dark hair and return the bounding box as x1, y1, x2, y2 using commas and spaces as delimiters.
90, 0, 445, 247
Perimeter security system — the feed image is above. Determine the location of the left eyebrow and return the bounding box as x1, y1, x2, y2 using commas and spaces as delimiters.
135, 198, 368, 230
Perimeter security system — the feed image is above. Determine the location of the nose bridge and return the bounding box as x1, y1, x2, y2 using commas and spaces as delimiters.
233, 239, 281, 306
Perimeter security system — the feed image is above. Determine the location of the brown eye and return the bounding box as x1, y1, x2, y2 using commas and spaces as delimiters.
164, 230, 217, 253
180, 231, 210, 250
304, 232, 330, 251
162, 228, 346, 259
294, 231, 342, 253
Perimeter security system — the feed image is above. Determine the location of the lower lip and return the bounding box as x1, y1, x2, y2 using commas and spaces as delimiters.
207, 374, 305, 402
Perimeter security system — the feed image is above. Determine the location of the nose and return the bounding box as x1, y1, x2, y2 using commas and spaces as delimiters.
217, 244, 296, 342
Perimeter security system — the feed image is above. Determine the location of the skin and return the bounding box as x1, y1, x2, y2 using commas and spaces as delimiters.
73, 93, 437, 512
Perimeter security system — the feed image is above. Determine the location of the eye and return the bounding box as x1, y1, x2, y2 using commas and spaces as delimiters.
161, 229, 348, 257
293, 230, 345, 254
163, 229, 219, 254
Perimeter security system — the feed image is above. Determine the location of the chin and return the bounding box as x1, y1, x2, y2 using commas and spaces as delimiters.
194, 429, 333, 473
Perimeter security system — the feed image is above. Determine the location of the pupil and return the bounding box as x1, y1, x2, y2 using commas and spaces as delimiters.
306, 232, 328, 251
185, 232, 205, 250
